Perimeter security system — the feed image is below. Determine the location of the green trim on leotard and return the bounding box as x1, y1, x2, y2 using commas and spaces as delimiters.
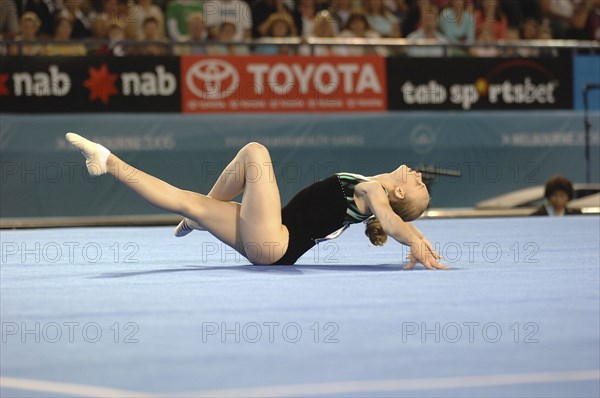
335, 172, 388, 224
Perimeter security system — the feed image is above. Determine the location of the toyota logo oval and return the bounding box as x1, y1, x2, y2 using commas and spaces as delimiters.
186, 59, 239, 100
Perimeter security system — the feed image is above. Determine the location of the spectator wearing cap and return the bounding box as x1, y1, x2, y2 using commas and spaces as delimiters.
23, 0, 56, 38
255, 12, 298, 54
312, 9, 338, 37
252, 0, 293, 38
9, 12, 43, 55
531, 176, 583, 216
302, 9, 338, 55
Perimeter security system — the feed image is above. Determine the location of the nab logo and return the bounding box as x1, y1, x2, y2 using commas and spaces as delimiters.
121, 66, 176, 96
11, 66, 71, 97
186, 59, 239, 100
0, 73, 10, 96
84, 64, 119, 104
84, 64, 177, 105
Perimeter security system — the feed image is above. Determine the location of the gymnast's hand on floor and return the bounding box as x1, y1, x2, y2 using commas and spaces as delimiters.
404, 241, 448, 270
420, 237, 442, 261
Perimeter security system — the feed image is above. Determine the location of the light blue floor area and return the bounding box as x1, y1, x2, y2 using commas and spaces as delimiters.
1, 216, 599, 397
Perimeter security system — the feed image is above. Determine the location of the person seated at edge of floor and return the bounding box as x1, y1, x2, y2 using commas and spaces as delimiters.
531, 175, 583, 216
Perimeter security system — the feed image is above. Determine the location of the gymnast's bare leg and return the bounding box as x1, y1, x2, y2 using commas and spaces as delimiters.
66, 133, 289, 265
176, 141, 289, 235
175, 144, 269, 235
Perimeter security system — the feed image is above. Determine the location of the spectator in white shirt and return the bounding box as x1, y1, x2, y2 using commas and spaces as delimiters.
406, 5, 449, 57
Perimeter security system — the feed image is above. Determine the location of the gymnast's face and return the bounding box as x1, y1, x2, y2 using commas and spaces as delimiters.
392, 165, 429, 204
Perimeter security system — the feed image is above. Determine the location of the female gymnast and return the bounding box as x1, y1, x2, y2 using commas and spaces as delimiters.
66, 133, 446, 269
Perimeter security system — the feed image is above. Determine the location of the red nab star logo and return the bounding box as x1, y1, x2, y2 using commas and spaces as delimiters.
83, 64, 118, 105
0, 73, 10, 96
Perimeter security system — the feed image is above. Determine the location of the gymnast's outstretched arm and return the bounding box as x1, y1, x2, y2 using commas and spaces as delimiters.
407, 223, 442, 260
362, 183, 447, 270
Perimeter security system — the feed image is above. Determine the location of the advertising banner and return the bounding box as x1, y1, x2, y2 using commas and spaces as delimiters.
180, 56, 387, 113
386, 57, 573, 110
0, 56, 181, 112
1, 55, 580, 113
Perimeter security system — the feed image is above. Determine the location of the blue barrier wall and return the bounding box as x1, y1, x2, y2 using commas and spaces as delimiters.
574, 55, 600, 111
1, 111, 599, 218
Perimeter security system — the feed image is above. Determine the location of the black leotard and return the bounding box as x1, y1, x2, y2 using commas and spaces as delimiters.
272, 173, 379, 265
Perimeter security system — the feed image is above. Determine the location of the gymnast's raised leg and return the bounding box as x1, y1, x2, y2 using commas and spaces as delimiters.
66, 133, 289, 265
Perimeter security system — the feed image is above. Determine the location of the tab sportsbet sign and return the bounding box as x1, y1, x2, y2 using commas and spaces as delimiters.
181, 56, 387, 113
387, 58, 572, 110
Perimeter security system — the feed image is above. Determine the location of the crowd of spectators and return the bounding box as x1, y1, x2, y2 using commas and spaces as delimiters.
1, 0, 599, 56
